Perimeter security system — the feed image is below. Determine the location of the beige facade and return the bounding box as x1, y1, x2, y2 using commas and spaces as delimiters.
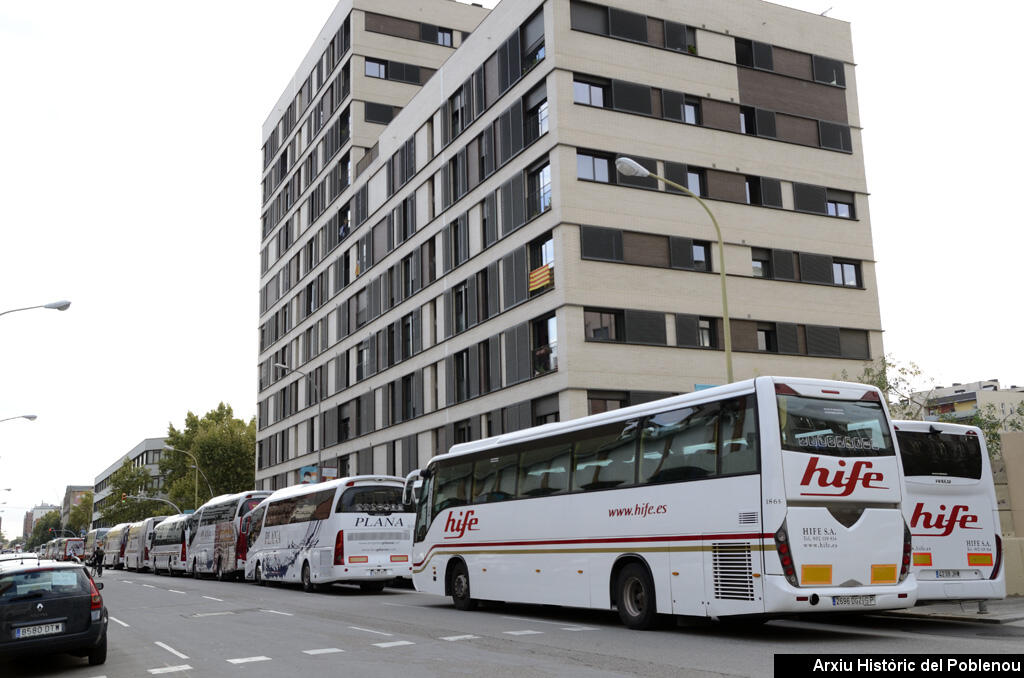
257, 0, 882, 490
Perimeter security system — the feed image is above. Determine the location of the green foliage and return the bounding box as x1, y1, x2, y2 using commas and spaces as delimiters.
66, 491, 94, 535
938, 402, 1024, 459
840, 354, 933, 419
27, 510, 60, 550
99, 460, 165, 524
160, 403, 256, 511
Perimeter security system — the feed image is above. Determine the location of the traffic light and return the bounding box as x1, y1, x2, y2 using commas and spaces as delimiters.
121, 493, 127, 504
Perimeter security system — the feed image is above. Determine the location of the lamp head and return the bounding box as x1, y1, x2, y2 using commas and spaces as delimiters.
615, 157, 650, 178
23, 415, 37, 421
44, 301, 71, 311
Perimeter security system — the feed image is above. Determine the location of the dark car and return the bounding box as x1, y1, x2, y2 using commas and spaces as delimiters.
0, 558, 107, 665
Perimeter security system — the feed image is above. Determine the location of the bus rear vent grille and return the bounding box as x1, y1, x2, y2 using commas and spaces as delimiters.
738, 511, 758, 525
712, 543, 754, 601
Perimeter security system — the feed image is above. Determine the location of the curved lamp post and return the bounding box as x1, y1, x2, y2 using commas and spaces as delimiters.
615, 157, 733, 383
0, 300, 71, 318
164, 447, 214, 509
274, 362, 323, 483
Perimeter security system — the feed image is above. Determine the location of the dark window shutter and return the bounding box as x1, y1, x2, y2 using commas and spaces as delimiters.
443, 289, 454, 338
445, 355, 456, 406
761, 178, 783, 207
793, 183, 828, 214
772, 249, 795, 280
752, 41, 774, 70
466, 273, 478, 328
840, 329, 869, 360
513, 246, 528, 305
662, 90, 684, 120
516, 323, 530, 383
615, 155, 657, 189
611, 80, 652, 115
411, 248, 421, 292
412, 308, 422, 354
580, 225, 623, 261
366, 334, 378, 377
669, 236, 694, 269
458, 214, 469, 262
664, 161, 688, 191
442, 224, 452, 272
665, 21, 692, 52
440, 102, 451, 147
488, 335, 501, 391
381, 270, 392, 310
819, 122, 852, 152
501, 252, 515, 311
755, 109, 777, 138
510, 172, 525, 232
675, 314, 699, 347
570, 1, 609, 34
777, 322, 799, 354
340, 299, 350, 337
799, 252, 834, 284
509, 99, 524, 158
503, 327, 518, 384
468, 344, 480, 399
456, 148, 468, 198
609, 8, 647, 42
483, 192, 497, 247
467, 138, 480, 189
625, 310, 666, 344
812, 55, 846, 87
370, 277, 381, 320
412, 369, 423, 417
486, 261, 499, 318
499, 177, 513, 236
482, 126, 495, 177
805, 325, 841, 357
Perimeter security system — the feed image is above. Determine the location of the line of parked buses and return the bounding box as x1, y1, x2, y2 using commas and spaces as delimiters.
41, 378, 1008, 628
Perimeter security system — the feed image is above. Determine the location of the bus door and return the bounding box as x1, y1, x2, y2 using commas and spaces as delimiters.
775, 384, 907, 595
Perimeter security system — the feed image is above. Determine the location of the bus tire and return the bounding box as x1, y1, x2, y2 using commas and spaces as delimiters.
616, 563, 658, 630
450, 561, 477, 611
255, 563, 265, 587
302, 562, 317, 592
359, 581, 385, 593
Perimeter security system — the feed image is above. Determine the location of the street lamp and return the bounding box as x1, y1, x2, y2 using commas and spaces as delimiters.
163, 447, 214, 509
0, 415, 37, 424
274, 362, 324, 483
614, 157, 734, 383
0, 300, 71, 318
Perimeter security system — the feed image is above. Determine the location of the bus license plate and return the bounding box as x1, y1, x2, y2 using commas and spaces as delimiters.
369, 568, 386, 575
832, 595, 876, 607
15, 623, 64, 639
935, 569, 961, 579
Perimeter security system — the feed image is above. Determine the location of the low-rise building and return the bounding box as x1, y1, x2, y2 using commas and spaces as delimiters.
59, 485, 93, 532
92, 438, 167, 528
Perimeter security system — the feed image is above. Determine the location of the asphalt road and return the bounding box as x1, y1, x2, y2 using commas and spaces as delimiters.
3, 568, 1022, 677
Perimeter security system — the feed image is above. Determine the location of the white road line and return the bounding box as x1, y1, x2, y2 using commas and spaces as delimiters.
348, 625, 392, 636
440, 634, 479, 641
227, 656, 271, 664
373, 641, 414, 648
122, 580, 133, 584
260, 609, 293, 616
154, 641, 189, 660
192, 611, 234, 617
147, 666, 192, 675
303, 648, 344, 655
142, 584, 156, 588
167, 589, 186, 594
561, 626, 597, 631
502, 615, 579, 627
504, 630, 543, 636
202, 595, 224, 602
108, 616, 130, 628
380, 602, 416, 607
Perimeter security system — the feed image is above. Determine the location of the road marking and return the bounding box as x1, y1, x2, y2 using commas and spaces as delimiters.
502, 615, 584, 627
440, 634, 479, 641
373, 641, 414, 648
227, 656, 271, 664
142, 584, 156, 588
154, 642, 189, 660
168, 589, 186, 594
504, 630, 543, 636
562, 626, 597, 631
260, 609, 293, 616
109, 616, 130, 628
122, 580, 133, 584
202, 595, 224, 602
303, 648, 344, 655
147, 666, 192, 675
192, 611, 234, 617
381, 602, 416, 607
349, 625, 392, 636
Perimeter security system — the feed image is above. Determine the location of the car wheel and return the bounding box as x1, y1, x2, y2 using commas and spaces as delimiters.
302, 562, 317, 593
255, 563, 265, 587
450, 561, 476, 611
87, 632, 107, 666
616, 563, 658, 630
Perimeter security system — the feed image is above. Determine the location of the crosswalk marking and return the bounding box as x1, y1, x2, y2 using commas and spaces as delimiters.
147, 666, 192, 675
504, 630, 543, 636
227, 656, 271, 664
154, 642, 188, 660
303, 648, 344, 655
440, 634, 479, 641
373, 641, 414, 648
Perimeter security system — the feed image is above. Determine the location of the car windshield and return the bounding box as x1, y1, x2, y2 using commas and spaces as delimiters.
0, 568, 89, 601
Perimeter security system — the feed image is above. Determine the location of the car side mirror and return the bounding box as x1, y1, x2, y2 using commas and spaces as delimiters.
95, 582, 104, 590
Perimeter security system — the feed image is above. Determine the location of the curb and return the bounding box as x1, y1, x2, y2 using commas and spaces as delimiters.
876, 610, 1024, 625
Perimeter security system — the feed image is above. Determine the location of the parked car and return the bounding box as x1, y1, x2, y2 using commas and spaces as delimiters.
0, 559, 107, 665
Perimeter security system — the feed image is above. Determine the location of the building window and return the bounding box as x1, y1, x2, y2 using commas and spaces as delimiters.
532, 313, 557, 375
686, 168, 706, 197
751, 248, 771, 278
827, 198, 853, 219
449, 90, 463, 139
365, 59, 387, 79
527, 162, 551, 217
833, 260, 860, 287
588, 393, 626, 414
528, 232, 554, 296
454, 350, 469, 402
739, 106, 756, 135
584, 308, 623, 341
437, 29, 453, 47
573, 79, 607, 107
692, 242, 710, 272
757, 323, 778, 353
577, 152, 611, 183
521, 9, 545, 71
699, 318, 716, 348
526, 99, 549, 143
453, 282, 468, 334
683, 96, 701, 125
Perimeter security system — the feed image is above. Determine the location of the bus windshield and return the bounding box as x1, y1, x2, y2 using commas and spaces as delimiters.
336, 486, 405, 514
896, 430, 982, 479
777, 394, 894, 457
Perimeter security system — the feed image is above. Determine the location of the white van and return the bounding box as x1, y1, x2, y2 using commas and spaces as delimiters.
894, 420, 1005, 600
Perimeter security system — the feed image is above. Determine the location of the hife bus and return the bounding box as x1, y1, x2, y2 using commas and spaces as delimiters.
409, 376, 917, 628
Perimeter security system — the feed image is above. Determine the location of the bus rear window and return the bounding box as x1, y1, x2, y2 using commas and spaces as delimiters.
778, 395, 894, 457
896, 430, 982, 479
336, 486, 405, 514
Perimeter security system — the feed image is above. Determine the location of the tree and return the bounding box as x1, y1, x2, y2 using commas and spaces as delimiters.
840, 354, 933, 419
161, 403, 256, 512
66, 491, 94, 535
99, 460, 165, 525
27, 510, 60, 550
939, 402, 1024, 459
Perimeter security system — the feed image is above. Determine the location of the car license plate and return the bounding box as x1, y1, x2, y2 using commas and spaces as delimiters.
14, 623, 64, 639
831, 595, 876, 607
935, 569, 961, 579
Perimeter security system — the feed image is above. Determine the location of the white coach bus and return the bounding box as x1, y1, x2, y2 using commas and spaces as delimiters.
894, 420, 1005, 600
244, 476, 414, 592
151, 514, 189, 575
410, 376, 918, 628
186, 491, 269, 580
102, 523, 130, 569
123, 516, 168, 571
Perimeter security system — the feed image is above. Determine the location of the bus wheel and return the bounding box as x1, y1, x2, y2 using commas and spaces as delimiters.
359, 581, 385, 593
302, 562, 318, 592
450, 561, 477, 611
255, 563, 265, 587
616, 563, 657, 629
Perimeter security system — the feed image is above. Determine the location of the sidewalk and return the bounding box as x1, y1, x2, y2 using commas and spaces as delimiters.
880, 596, 1024, 624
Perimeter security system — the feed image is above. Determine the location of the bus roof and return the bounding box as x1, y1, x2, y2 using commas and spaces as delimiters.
892, 420, 984, 437
260, 475, 406, 504
429, 376, 884, 467
196, 490, 272, 511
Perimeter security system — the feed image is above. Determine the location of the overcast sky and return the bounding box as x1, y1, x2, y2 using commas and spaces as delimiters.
1, 1, 1020, 536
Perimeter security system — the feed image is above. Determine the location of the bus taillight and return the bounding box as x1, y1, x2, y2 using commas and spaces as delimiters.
775, 384, 799, 396
180, 539, 187, 562
990, 534, 1003, 580
899, 522, 912, 582
775, 526, 798, 587
334, 530, 345, 565
860, 390, 881, 402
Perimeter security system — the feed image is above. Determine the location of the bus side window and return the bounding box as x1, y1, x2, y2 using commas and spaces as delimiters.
434, 461, 472, 514
518, 443, 572, 497
414, 476, 435, 543
472, 454, 518, 503
718, 395, 759, 476
640, 403, 719, 484
572, 422, 639, 492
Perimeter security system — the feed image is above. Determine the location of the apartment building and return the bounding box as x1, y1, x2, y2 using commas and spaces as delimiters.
256, 0, 881, 489
60, 485, 92, 529
92, 437, 167, 528
915, 380, 1024, 424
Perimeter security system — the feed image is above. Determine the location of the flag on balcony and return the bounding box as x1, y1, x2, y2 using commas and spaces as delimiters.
528, 264, 552, 291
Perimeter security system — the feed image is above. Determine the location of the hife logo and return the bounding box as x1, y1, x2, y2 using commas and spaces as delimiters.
910, 503, 980, 537
799, 457, 888, 497
443, 509, 480, 539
